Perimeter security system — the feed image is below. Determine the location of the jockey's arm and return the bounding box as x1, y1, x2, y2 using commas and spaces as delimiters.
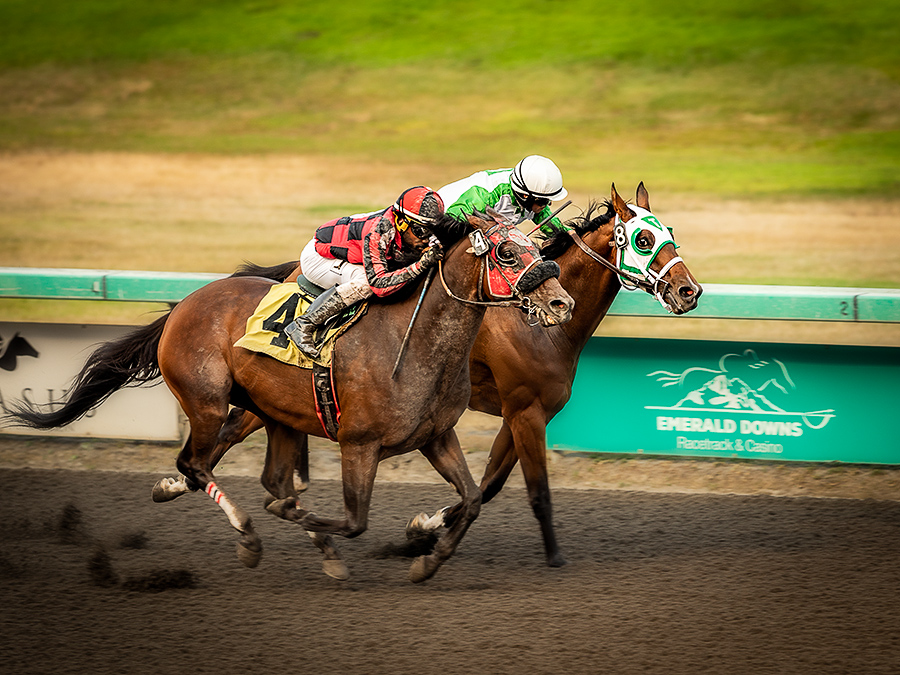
361, 220, 435, 298
534, 204, 570, 236
444, 185, 493, 224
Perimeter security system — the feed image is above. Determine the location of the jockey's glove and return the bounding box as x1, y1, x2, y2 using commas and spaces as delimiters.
419, 242, 444, 267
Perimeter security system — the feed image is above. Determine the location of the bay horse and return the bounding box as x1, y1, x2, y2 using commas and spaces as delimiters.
4, 210, 574, 583
208, 183, 702, 567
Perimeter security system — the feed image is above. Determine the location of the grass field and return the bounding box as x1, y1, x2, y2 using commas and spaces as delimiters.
0, 0, 898, 340
1, 0, 898, 196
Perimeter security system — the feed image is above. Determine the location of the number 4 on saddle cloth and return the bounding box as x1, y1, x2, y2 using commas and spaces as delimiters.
234, 276, 367, 440
234, 276, 367, 369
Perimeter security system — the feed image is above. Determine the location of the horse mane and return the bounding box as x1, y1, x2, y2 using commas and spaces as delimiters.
431, 212, 469, 249
540, 200, 615, 260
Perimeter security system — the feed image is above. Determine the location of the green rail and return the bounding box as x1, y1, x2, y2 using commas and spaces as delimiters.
1, 267, 899, 322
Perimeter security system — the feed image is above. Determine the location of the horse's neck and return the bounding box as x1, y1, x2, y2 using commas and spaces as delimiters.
554, 226, 622, 353
394, 242, 487, 382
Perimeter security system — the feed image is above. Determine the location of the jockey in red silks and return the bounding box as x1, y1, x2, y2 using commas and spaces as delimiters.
284, 186, 445, 358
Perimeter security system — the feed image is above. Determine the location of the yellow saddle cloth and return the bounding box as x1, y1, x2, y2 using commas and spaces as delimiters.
234, 282, 367, 368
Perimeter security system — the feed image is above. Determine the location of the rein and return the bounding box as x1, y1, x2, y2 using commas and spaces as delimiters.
436, 258, 544, 325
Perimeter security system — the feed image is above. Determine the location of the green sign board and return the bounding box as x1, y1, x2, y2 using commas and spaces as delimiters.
548, 337, 900, 464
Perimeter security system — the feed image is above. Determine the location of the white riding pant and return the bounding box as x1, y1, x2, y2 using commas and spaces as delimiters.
299, 239, 373, 304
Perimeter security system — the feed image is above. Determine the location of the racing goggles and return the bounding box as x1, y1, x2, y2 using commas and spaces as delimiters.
515, 191, 551, 211
395, 215, 432, 240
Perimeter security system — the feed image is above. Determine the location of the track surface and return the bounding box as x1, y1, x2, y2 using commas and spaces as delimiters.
2, 467, 899, 674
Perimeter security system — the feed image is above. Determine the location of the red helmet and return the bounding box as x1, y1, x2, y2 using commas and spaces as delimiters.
393, 186, 445, 226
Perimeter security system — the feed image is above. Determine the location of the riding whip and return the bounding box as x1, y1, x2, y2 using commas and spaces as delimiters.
391, 265, 436, 380
526, 200, 573, 236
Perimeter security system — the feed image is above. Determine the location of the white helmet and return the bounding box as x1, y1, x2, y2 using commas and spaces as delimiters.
510, 155, 567, 202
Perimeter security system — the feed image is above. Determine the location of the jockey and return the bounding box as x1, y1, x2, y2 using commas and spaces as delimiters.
437, 155, 570, 245
284, 186, 445, 358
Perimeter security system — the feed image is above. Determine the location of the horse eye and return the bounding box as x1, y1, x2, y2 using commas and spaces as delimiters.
636, 231, 655, 253
496, 242, 519, 265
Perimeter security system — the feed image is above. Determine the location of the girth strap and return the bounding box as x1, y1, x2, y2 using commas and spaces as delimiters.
312, 363, 340, 441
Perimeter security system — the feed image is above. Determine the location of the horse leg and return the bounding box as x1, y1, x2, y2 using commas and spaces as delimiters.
152, 392, 264, 568
215, 408, 308, 491
507, 406, 566, 567
299, 441, 379, 539
294, 431, 310, 492
151, 431, 197, 502
479, 420, 520, 502
259, 422, 349, 581
408, 428, 481, 583
406, 420, 516, 538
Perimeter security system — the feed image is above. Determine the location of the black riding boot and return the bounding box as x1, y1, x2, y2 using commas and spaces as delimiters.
284, 286, 349, 358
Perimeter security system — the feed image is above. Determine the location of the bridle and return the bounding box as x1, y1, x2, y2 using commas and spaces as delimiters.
567, 210, 684, 313
437, 219, 560, 326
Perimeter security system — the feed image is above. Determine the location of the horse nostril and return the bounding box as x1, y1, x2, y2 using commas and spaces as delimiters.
551, 298, 573, 315
680, 286, 696, 299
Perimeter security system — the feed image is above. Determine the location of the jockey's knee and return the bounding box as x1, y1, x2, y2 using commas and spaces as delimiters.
336, 280, 372, 305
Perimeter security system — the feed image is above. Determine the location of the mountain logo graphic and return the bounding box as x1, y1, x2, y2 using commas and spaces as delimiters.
0, 333, 40, 372
644, 349, 835, 430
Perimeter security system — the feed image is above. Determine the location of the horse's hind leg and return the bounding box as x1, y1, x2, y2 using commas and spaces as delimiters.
409, 428, 481, 583
211, 408, 312, 490
152, 388, 263, 568
260, 422, 349, 580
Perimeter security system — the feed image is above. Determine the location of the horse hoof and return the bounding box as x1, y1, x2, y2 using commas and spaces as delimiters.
547, 553, 568, 568
406, 512, 432, 539
265, 497, 296, 518
408, 555, 439, 583
322, 559, 350, 581
236, 541, 262, 568
151, 476, 190, 503
293, 477, 309, 493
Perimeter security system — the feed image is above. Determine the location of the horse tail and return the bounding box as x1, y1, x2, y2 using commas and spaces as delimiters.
231, 260, 298, 283
4, 313, 170, 430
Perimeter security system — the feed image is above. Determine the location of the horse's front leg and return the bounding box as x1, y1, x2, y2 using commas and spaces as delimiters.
260, 423, 349, 580
406, 420, 516, 538
507, 405, 566, 567
299, 441, 379, 540
409, 428, 481, 583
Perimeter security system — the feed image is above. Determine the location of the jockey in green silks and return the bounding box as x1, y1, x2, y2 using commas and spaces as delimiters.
436, 155, 571, 245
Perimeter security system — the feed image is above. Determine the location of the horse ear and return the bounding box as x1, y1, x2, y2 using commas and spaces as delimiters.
636, 181, 651, 211
466, 212, 489, 230
610, 183, 634, 221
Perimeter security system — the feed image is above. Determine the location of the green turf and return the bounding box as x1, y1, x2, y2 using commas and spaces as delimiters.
0, 0, 898, 197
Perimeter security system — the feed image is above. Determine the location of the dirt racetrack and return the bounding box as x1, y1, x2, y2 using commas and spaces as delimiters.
2, 459, 900, 675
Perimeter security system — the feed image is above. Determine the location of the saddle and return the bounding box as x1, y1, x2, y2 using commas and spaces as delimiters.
234, 276, 368, 440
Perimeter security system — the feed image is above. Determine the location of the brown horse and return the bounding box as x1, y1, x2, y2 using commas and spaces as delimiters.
4, 210, 574, 583
209, 183, 702, 567
414, 182, 702, 565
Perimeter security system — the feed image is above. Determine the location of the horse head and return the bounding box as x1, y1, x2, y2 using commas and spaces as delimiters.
609, 182, 702, 315
457, 209, 574, 326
